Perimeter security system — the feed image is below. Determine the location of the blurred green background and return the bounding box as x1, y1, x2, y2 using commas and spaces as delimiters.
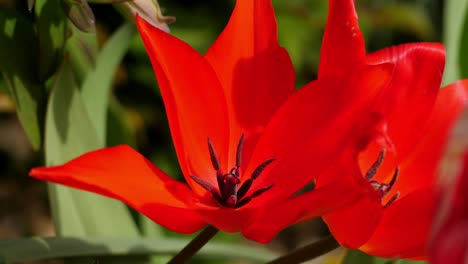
0, 0, 464, 263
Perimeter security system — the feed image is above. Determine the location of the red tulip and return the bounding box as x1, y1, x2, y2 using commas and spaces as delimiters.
428, 146, 468, 264
30, 0, 394, 242
317, 0, 468, 259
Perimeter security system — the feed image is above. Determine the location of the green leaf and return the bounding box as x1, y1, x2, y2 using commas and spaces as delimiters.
459, 9, 468, 79
373, 3, 435, 41
442, 0, 468, 85
140, 217, 172, 264
45, 62, 140, 237
342, 250, 391, 264
35, 0, 68, 81
81, 22, 136, 144
65, 23, 99, 82
398, 260, 425, 264
45, 62, 101, 166
106, 98, 137, 147
342, 250, 426, 264
0, 237, 277, 263
0, 10, 46, 150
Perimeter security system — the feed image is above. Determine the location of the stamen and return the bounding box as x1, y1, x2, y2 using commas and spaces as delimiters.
235, 197, 251, 208
207, 138, 220, 171
208, 138, 225, 195
197, 136, 275, 208
191, 175, 215, 192
190, 175, 222, 203
369, 180, 382, 191
236, 134, 245, 168
216, 171, 224, 196
364, 149, 401, 207
250, 184, 274, 198
251, 158, 276, 180
237, 179, 253, 200
383, 191, 400, 208
383, 167, 399, 195
365, 149, 386, 180
236, 184, 274, 208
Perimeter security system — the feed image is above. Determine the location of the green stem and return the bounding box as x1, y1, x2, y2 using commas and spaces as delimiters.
167, 226, 219, 264
267, 235, 340, 264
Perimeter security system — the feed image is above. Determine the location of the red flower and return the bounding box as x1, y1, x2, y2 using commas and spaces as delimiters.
316, 0, 468, 259
429, 126, 468, 263
29, 0, 393, 242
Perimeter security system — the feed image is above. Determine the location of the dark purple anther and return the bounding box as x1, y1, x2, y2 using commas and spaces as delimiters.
236, 185, 273, 208
251, 158, 276, 180
365, 149, 386, 180
383, 191, 400, 208
208, 138, 220, 171
237, 178, 253, 200
236, 134, 245, 168
190, 175, 223, 203
385, 167, 399, 193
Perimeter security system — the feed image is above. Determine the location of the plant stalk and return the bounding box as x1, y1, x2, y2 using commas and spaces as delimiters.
267, 235, 340, 264
167, 225, 219, 264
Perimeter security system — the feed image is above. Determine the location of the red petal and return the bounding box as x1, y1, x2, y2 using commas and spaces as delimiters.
430, 223, 468, 264
136, 16, 229, 193
205, 0, 295, 168
319, 149, 383, 249
359, 188, 435, 259
386, 80, 468, 199
29, 146, 206, 233
318, 0, 366, 78
359, 44, 446, 185
430, 150, 468, 264
359, 81, 468, 258
246, 64, 393, 202
193, 204, 259, 234
242, 170, 366, 243
323, 195, 383, 249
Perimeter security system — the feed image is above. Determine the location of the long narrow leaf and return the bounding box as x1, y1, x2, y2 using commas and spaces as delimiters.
459, 11, 468, 78
0, 237, 277, 263
442, 0, 468, 85
0, 10, 45, 150
81, 22, 136, 144
45, 62, 140, 236
342, 250, 394, 264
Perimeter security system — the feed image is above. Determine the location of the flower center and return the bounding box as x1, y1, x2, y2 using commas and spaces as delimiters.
191, 135, 275, 208
365, 149, 400, 208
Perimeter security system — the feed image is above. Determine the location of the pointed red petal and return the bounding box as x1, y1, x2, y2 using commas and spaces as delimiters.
359, 188, 434, 259
30, 146, 206, 233
136, 16, 229, 193
205, 0, 295, 167
318, 0, 366, 78
246, 64, 393, 202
